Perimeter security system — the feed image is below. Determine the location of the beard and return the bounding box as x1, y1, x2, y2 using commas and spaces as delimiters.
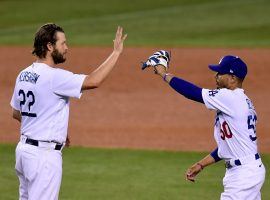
51, 47, 66, 64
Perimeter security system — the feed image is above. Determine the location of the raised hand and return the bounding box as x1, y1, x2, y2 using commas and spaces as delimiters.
113, 26, 127, 54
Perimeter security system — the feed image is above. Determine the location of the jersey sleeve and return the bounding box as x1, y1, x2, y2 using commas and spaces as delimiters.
202, 88, 235, 116
52, 68, 86, 99
10, 76, 20, 110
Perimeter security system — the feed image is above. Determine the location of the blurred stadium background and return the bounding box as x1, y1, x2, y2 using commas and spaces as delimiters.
0, 0, 269, 199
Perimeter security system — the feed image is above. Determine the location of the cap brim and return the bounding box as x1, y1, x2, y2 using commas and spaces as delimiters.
208, 65, 222, 73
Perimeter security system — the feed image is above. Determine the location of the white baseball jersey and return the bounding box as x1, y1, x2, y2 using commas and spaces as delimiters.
10, 62, 86, 143
202, 88, 258, 161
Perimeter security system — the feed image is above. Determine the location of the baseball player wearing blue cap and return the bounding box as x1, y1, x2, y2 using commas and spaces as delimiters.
142, 52, 265, 200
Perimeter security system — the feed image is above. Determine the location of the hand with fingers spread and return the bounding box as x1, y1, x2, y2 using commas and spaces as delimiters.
81, 26, 128, 90
113, 26, 127, 54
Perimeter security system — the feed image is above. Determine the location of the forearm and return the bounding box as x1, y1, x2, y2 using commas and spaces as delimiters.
169, 77, 203, 103
197, 148, 222, 169
186, 152, 216, 182
197, 154, 216, 169
82, 26, 126, 90
12, 108, 21, 122
13, 115, 21, 122
82, 51, 121, 90
155, 66, 203, 103
156, 70, 174, 83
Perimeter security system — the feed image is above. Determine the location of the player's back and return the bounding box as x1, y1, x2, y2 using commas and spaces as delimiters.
11, 63, 71, 143
225, 89, 258, 157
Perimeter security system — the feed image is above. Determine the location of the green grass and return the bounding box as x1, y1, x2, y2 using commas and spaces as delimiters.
0, 0, 269, 47
0, 144, 269, 200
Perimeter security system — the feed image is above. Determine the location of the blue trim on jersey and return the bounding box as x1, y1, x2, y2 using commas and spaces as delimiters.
169, 77, 203, 103
210, 148, 222, 162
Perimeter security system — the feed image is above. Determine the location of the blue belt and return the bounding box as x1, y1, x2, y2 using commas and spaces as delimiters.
225, 153, 260, 169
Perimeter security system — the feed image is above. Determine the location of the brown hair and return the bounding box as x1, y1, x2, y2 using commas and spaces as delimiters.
32, 23, 64, 58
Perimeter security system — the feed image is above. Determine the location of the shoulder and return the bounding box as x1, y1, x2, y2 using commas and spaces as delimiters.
204, 88, 241, 96
202, 88, 239, 106
18, 65, 33, 74
53, 67, 74, 75
16, 65, 34, 81
202, 88, 232, 97
51, 68, 78, 83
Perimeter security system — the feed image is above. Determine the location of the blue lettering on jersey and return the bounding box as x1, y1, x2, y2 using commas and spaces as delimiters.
247, 114, 257, 141
19, 72, 40, 84
215, 116, 219, 125
246, 99, 255, 110
249, 135, 257, 141
209, 89, 219, 97
215, 111, 221, 125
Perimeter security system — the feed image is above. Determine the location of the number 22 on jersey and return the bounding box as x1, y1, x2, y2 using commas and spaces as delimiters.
19, 89, 37, 117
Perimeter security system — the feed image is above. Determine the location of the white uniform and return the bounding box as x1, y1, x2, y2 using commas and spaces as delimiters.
10, 62, 86, 200
202, 88, 265, 200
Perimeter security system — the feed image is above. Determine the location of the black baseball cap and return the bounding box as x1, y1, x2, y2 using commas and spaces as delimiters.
208, 55, 248, 79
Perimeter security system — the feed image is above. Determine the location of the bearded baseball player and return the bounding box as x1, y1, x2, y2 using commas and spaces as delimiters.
10, 23, 127, 200
142, 51, 265, 200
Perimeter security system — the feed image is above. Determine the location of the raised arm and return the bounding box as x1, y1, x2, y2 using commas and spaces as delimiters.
82, 26, 127, 90
141, 50, 203, 103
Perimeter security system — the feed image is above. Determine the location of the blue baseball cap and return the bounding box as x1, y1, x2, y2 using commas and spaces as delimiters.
208, 55, 248, 79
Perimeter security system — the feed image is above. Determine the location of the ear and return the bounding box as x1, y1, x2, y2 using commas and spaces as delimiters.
47, 42, 54, 52
230, 75, 238, 84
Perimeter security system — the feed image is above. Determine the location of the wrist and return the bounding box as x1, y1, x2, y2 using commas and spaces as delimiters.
113, 50, 121, 56
155, 65, 167, 75
163, 73, 170, 82
196, 162, 204, 171
162, 73, 173, 83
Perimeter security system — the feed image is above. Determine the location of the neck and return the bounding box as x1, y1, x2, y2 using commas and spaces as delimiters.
36, 56, 55, 67
227, 82, 242, 90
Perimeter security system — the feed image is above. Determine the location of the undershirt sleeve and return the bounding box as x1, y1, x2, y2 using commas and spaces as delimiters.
169, 77, 203, 103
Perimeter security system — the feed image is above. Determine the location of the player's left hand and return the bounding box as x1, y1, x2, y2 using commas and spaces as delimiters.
141, 50, 171, 71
